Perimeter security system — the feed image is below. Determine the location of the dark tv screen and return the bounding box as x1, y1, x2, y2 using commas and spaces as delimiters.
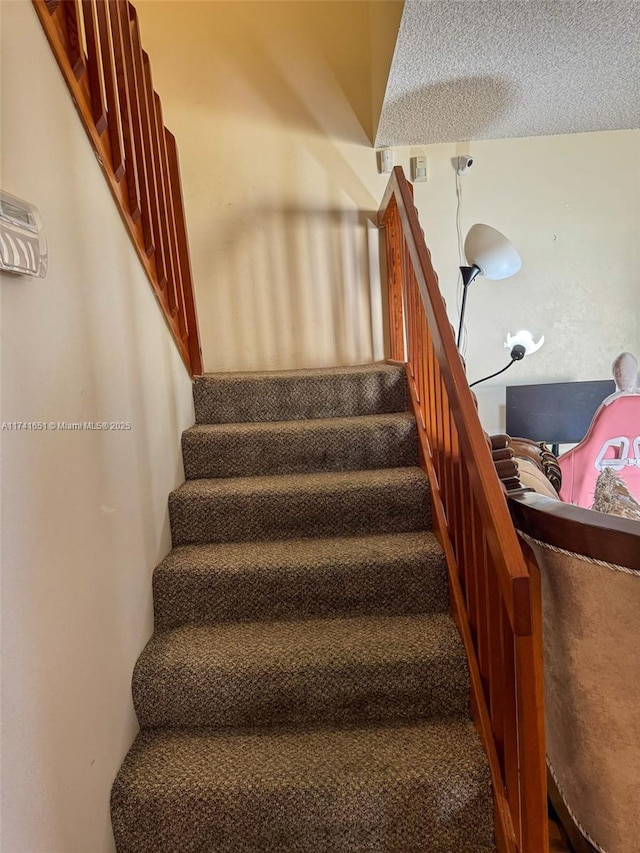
505, 379, 616, 444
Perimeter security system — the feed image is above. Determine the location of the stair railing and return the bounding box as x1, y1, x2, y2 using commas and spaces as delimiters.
33, 0, 202, 376
379, 167, 548, 853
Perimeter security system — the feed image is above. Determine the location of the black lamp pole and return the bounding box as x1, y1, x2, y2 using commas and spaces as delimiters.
457, 265, 482, 349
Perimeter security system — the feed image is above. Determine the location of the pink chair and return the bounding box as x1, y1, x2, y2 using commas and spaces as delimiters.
559, 393, 640, 507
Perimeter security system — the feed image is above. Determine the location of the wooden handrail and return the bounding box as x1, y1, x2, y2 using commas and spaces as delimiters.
379, 166, 548, 852
509, 491, 640, 569
32, 0, 202, 376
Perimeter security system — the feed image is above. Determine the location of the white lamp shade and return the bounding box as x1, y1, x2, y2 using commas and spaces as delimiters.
505, 330, 545, 355
464, 224, 522, 280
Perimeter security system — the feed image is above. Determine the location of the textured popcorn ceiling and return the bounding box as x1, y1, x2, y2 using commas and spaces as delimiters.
375, 0, 640, 146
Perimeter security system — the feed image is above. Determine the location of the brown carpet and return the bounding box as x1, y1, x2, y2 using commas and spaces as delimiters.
111, 363, 495, 852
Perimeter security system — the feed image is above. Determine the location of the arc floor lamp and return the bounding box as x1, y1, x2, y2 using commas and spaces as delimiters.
457, 223, 522, 349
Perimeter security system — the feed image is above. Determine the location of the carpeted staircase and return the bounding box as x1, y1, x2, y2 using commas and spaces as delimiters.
111, 363, 495, 852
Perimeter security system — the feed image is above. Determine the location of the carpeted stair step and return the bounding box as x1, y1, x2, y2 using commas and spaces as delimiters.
153, 531, 447, 630
133, 612, 469, 729
111, 719, 495, 853
169, 467, 431, 547
182, 412, 418, 479
193, 363, 408, 424
112, 362, 497, 851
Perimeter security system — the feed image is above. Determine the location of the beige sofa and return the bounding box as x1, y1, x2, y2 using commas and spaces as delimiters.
508, 482, 640, 853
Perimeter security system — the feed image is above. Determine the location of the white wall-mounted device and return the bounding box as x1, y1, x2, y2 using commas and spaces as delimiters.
377, 148, 394, 175
410, 156, 428, 182
0, 190, 48, 278
456, 155, 474, 176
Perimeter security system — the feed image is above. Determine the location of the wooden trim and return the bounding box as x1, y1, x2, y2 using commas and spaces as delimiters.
508, 492, 640, 570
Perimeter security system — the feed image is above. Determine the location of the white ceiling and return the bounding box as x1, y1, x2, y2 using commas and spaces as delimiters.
375, 0, 640, 146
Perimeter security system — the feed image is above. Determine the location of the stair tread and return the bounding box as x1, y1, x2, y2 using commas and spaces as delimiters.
184, 411, 416, 435
153, 532, 448, 629
112, 720, 495, 852
169, 467, 431, 546
171, 466, 428, 499
182, 412, 418, 479
116, 717, 489, 789
198, 363, 406, 381
193, 363, 408, 424
138, 611, 463, 672
133, 612, 468, 728
158, 530, 441, 575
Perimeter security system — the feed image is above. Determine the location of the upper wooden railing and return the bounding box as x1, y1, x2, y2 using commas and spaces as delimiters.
379, 167, 548, 853
33, 0, 202, 376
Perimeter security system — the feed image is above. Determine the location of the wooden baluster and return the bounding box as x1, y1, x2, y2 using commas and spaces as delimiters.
403, 259, 413, 376
449, 419, 463, 572
159, 123, 187, 334
385, 202, 404, 361
61, 0, 84, 78
128, 8, 166, 281
412, 267, 420, 381
45, 0, 61, 12
516, 546, 548, 853
151, 92, 178, 316
94, 0, 125, 181
400, 236, 413, 375
501, 603, 521, 847
432, 356, 444, 487
411, 267, 426, 411
108, 0, 141, 221
81, 0, 107, 134
484, 540, 506, 770
393, 204, 405, 362
473, 504, 490, 697
408, 262, 419, 384
424, 325, 437, 441
460, 463, 474, 619
464, 474, 479, 644
166, 131, 203, 374
140, 49, 170, 291
440, 378, 452, 513
400, 235, 411, 373
418, 308, 429, 432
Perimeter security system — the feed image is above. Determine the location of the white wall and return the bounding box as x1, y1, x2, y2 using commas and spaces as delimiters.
401, 132, 640, 434
136, 0, 403, 373
136, 2, 638, 436
0, 3, 194, 851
